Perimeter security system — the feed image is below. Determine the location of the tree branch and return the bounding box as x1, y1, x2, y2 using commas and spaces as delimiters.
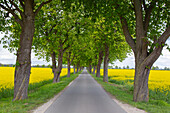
134, 0, 145, 40
143, 1, 156, 36
62, 32, 69, 45
4, 0, 10, 9
70, 54, 75, 64
0, 3, 23, 27
19, 0, 25, 9
34, 0, 52, 16
120, 16, 136, 53
49, 23, 58, 34
143, 26, 170, 66
142, 0, 147, 11
63, 45, 71, 52
157, 26, 170, 45
9, 0, 24, 18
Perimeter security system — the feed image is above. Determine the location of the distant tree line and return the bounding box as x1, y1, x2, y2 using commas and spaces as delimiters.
0, 63, 71, 68
164, 67, 170, 70
152, 66, 170, 70
114, 65, 130, 69
0, 63, 13, 67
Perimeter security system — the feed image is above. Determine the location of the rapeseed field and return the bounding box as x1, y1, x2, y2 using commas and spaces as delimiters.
100, 69, 170, 104
0, 67, 73, 89
100, 69, 170, 90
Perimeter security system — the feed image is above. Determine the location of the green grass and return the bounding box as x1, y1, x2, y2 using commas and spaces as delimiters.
91, 74, 170, 113
0, 79, 54, 99
0, 72, 80, 113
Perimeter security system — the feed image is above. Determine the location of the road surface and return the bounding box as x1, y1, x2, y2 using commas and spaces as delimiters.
45, 69, 126, 113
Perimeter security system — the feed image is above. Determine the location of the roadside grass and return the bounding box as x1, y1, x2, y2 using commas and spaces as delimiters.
0, 79, 54, 99
91, 74, 170, 113
0, 72, 80, 113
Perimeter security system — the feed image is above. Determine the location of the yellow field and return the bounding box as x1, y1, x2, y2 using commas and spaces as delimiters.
100, 69, 170, 90
0, 67, 73, 89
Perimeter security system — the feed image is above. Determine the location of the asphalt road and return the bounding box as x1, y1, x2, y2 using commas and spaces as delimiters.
45, 69, 126, 113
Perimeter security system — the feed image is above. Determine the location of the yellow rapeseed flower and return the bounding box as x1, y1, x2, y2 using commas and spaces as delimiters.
100, 69, 170, 91
0, 67, 73, 89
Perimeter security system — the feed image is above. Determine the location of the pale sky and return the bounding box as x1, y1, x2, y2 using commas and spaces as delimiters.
114, 39, 170, 68
0, 34, 170, 68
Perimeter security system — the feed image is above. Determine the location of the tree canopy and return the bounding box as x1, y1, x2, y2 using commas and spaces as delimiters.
0, 0, 169, 102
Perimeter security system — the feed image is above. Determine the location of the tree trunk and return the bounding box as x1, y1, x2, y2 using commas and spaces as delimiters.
89, 64, 92, 73
103, 44, 109, 82
13, 9, 35, 100
67, 62, 71, 77
51, 52, 57, 81
96, 50, 104, 77
73, 64, 76, 74
93, 66, 96, 74
133, 61, 151, 102
53, 48, 63, 83
67, 53, 71, 77
76, 64, 79, 73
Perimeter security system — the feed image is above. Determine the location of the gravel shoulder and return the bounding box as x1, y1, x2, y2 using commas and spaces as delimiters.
107, 92, 147, 113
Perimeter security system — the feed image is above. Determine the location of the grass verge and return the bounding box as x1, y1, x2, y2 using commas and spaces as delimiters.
0, 72, 81, 113
91, 74, 170, 113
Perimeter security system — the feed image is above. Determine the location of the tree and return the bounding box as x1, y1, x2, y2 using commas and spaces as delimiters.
34, 2, 78, 83
64, 34, 88, 77
115, 65, 118, 69
116, 0, 170, 102
0, 0, 52, 100
34, 2, 90, 81
91, 15, 130, 82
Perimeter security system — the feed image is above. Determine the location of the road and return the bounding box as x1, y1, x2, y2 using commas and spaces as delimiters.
45, 69, 126, 113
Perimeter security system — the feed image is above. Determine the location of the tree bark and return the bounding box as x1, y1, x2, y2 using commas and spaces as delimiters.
73, 64, 76, 74
76, 64, 79, 73
89, 64, 92, 73
51, 51, 57, 81
133, 60, 151, 102
103, 44, 109, 82
13, 3, 35, 101
53, 47, 63, 83
67, 52, 71, 77
93, 66, 96, 74
76, 61, 80, 73
96, 50, 104, 77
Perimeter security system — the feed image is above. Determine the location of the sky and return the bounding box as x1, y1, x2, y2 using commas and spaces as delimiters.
114, 39, 170, 69
0, 34, 170, 68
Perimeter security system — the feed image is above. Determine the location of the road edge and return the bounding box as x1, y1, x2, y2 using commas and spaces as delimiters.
90, 73, 147, 113
32, 74, 81, 113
